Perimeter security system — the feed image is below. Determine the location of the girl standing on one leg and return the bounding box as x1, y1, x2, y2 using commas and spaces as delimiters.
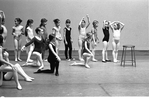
34, 34, 61, 76
12, 18, 24, 61
52, 19, 62, 55
21, 27, 44, 71
63, 19, 73, 61
78, 15, 90, 61
110, 21, 124, 62
91, 20, 99, 62
24, 19, 34, 64
70, 33, 93, 68
102, 20, 111, 63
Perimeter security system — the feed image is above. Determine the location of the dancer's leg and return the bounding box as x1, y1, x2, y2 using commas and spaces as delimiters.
78, 39, 83, 61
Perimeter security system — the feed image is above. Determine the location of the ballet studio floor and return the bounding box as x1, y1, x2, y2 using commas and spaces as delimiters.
0, 50, 149, 97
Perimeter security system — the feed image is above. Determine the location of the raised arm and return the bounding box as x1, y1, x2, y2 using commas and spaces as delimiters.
117, 21, 125, 30
78, 17, 85, 31
86, 14, 90, 29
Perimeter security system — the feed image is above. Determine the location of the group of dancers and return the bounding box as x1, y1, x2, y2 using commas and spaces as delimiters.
0, 10, 124, 90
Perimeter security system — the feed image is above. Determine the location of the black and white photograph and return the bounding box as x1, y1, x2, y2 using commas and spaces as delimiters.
0, 0, 149, 97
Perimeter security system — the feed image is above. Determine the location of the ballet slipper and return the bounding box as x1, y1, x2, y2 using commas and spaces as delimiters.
24, 78, 32, 82
29, 77, 34, 80
79, 58, 84, 61
70, 62, 77, 66
55, 72, 59, 76
38, 66, 44, 70
17, 84, 22, 90
18, 58, 22, 61
85, 64, 90, 69
92, 58, 98, 62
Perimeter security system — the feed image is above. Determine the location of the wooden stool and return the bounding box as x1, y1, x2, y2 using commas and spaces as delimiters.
121, 45, 136, 67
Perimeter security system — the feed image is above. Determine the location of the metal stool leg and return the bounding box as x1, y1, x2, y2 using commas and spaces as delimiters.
131, 47, 134, 66
133, 47, 136, 67
123, 47, 127, 67
121, 47, 125, 66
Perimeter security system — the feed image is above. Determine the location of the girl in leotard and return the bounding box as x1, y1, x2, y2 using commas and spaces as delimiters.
39, 18, 48, 61
70, 33, 93, 69
102, 20, 111, 63
78, 15, 90, 61
24, 19, 34, 64
63, 19, 73, 61
34, 34, 61, 76
91, 20, 99, 62
110, 21, 124, 62
52, 19, 62, 55
0, 35, 34, 90
12, 18, 24, 61
21, 27, 44, 71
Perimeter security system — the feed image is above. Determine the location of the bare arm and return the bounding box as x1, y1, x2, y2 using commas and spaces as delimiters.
63, 28, 67, 44
86, 14, 90, 29
117, 21, 125, 30
49, 44, 61, 61
84, 41, 93, 55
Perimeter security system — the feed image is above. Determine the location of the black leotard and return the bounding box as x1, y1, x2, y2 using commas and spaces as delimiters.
0, 27, 4, 35
48, 42, 57, 61
82, 40, 90, 54
102, 27, 110, 42
25, 37, 43, 53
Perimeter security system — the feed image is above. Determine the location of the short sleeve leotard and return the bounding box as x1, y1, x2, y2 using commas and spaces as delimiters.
12, 25, 23, 38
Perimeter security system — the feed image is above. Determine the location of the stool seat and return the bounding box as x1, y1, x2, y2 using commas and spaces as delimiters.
123, 45, 135, 48
121, 45, 136, 67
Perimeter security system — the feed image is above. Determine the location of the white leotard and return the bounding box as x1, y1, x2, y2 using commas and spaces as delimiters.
113, 30, 120, 40
12, 25, 23, 37
79, 27, 86, 40
52, 26, 62, 40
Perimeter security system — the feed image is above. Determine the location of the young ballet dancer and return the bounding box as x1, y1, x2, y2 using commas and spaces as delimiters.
102, 20, 111, 63
12, 18, 24, 61
39, 18, 48, 61
78, 15, 90, 61
63, 19, 73, 61
21, 27, 44, 70
0, 35, 34, 90
91, 20, 99, 62
70, 33, 93, 69
0, 14, 7, 46
24, 19, 34, 63
110, 21, 125, 62
52, 19, 62, 54
34, 34, 61, 76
